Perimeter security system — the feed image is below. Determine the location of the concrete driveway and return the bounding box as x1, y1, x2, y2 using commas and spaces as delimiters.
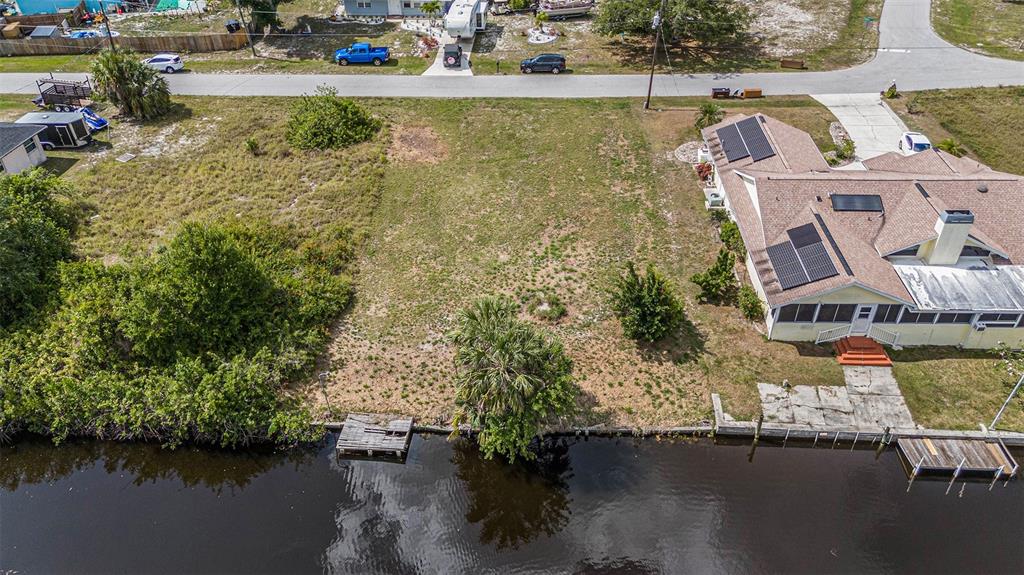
811, 93, 910, 160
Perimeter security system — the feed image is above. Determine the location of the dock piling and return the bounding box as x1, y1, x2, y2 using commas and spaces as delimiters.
946, 457, 966, 495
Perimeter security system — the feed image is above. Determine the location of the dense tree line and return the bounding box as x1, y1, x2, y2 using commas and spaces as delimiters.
595, 0, 750, 49
0, 173, 355, 446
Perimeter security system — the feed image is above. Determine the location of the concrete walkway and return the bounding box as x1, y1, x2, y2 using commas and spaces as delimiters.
810, 93, 909, 160
758, 366, 916, 431
1, 1, 1023, 97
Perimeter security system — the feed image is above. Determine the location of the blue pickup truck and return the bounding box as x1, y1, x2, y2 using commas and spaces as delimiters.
334, 42, 390, 66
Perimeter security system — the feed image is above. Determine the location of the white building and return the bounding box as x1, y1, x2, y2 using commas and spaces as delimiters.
0, 123, 47, 174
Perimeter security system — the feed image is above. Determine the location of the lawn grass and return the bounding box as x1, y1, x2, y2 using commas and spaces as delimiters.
0, 92, 846, 426
891, 348, 1024, 432
890, 87, 1024, 175
932, 0, 1024, 61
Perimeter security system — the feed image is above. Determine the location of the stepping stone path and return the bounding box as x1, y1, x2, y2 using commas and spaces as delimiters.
758, 366, 916, 431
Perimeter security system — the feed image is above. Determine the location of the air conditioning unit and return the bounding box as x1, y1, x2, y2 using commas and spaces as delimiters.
973, 323, 987, 332
708, 192, 725, 207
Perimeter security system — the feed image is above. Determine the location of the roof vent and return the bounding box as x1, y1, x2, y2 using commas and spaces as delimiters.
977, 183, 988, 193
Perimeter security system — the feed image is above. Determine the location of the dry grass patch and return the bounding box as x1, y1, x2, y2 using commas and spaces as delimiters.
389, 125, 447, 164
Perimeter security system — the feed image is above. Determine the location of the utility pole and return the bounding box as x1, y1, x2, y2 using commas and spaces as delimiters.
644, 0, 666, 110
98, 1, 116, 52
234, 0, 258, 58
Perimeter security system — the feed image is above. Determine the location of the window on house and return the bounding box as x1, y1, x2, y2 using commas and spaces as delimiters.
937, 312, 974, 324
889, 246, 920, 257
23, 139, 36, 153
873, 304, 903, 323
776, 303, 818, 323
978, 313, 1021, 327
403, 1, 411, 7
816, 304, 857, 323
960, 246, 991, 257
899, 311, 937, 324
356, 1, 371, 7
796, 304, 818, 322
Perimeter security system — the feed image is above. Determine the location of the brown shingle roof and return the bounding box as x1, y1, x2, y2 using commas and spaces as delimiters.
702, 115, 1024, 308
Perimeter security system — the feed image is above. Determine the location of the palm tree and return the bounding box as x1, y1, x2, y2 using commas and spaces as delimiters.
450, 296, 575, 461
694, 102, 724, 131
421, 0, 441, 25
90, 49, 171, 120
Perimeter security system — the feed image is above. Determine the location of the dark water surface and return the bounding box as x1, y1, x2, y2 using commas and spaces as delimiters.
1, 434, 1022, 574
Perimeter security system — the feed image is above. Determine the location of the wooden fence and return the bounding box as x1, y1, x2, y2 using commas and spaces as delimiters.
4, 1, 87, 27
0, 31, 250, 56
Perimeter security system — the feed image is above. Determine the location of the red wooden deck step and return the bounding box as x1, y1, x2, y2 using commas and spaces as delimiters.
834, 336, 892, 366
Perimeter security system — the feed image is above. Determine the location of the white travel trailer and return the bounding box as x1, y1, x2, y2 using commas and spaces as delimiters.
445, 0, 487, 39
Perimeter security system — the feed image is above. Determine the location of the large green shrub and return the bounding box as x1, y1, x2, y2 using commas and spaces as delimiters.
0, 221, 355, 446
0, 171, 76, 327
738, 285, 764, 320
610, 262, 686, 342
451, 297, 577, 463
90, 49, 171, 120
287, 86, 382, 150
691, 248, 736, 303
719, 220, 744, 253
120, 223, 277, 365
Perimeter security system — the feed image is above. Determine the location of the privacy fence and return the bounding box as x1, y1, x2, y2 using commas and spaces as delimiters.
0, 31, 250, 56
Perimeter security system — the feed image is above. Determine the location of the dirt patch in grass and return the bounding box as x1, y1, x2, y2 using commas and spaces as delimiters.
389, 125, 447, 164
933, 0, 1024, 61
890, 87, 1024, 175
891, 348, 1024, 432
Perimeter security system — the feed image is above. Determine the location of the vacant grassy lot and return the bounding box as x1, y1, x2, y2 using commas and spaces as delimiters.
472, 0, 881, 75
892, 349, 1023, 432
891, 87, 1024, 175
932, 0, 1024, 60
0, 93, 849, 427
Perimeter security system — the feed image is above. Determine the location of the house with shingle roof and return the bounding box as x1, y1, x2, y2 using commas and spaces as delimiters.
0, 122, 47, 175
699, 113, 1024, 349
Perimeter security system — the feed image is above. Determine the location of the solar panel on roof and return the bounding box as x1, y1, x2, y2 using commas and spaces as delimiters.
766, 242, 809, 290
715, 123, 750, 163
736, 116, 776, 162
831, 194, 883, 212
786, 223, 822, 249
796, 242, 839, 282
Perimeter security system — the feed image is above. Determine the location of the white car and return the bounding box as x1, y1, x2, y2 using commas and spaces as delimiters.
898, 131, 932, 154
142, 54, 184, 74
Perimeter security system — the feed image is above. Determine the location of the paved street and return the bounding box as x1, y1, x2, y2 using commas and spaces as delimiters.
0, 1, 1021, 98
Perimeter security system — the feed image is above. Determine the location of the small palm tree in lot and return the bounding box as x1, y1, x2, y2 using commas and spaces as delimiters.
694, 102, 724, 131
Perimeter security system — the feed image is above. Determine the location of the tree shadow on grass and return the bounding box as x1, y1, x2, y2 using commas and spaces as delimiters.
605, 35, 770, 76
637, 313, 707, 365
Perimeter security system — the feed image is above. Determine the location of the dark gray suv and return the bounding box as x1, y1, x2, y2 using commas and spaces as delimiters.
520, 54, 566, 74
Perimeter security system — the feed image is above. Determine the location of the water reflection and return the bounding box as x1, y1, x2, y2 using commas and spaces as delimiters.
0, 435, 317, 493
453, 437, 573, 551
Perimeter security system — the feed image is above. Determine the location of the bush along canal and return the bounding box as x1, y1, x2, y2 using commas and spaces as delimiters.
1, 434, 1022, 574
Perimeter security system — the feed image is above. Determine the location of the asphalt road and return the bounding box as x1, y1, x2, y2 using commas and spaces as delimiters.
1, 0, 1020, 98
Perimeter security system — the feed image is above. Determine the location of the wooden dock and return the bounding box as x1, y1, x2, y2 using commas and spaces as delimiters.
897, 437, 1019, 487
335, 413, 413, 458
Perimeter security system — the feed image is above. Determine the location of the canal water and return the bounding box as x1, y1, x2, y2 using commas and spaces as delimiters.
1, 435, 1021, 574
